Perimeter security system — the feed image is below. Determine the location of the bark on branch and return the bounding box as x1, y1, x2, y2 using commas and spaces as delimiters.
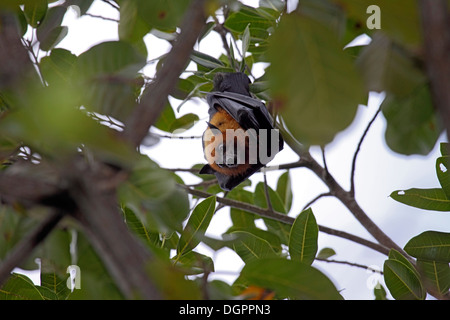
419, 0, 450, 143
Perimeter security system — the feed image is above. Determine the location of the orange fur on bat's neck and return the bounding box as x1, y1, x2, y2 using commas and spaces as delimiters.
203, 107, 251, 176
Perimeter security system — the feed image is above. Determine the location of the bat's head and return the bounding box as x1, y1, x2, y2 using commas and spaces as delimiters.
202, 108, 252, 178
213, 72, 251, 96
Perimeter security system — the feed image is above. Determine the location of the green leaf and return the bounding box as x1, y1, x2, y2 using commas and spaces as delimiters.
122, 206, 162, 250
40, 273, 71, 300
441, 143, 450, 156
177, 196, 216, 257
133, 0, 191, 32
74, 40, 146, 121
382, 84, 441, 156
297, 0, 347, 40
224, 5, 275, 33
416, 259, 450, 297
241, 24, 251, 56
238, 258, 343, 300
174, 251, 214, 275
228, 189, 256, 229
231, 231, 278, 263
404, 231, 450, 263
383, 249, 426, 300
118, 156, 189, 233
39, 25, 68, 51
436, 157, 450, 199
316, 247, 336, 260
390, 188, 450, 212
373, 283, 388, 300
267, 14, 365, 146
288, 208, 318, 265
254, 182, 291, 244
190, 50, 225, 69
39, 48, 77, 85
118, 0, 151, 43
24, 0, 47, 28
146, 258, 201, 299
36, 6, 67, 50
0, 274, 45, 300
68, 233, 123, 299
66, 0, 95, 16
276, 171, 293, 213
333, 0, 421, 47
383, 260, 425, 300
356, 33, 426, 96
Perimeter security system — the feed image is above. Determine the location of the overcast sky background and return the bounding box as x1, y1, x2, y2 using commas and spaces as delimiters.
17, 0, 450, 300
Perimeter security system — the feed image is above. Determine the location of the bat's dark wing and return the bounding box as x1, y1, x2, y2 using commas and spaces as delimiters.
200, 91, 284, 191
206, 92, 274, 131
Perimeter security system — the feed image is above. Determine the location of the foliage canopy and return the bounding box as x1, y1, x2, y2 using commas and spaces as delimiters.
0, 0, 449, 300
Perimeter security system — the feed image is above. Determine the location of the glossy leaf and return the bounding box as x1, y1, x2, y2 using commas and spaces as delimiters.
276, 171, 293, 213
190, 50, 225, 69
417, 259, 450, 297
224, 5, 275, 33
177, 196, 216, 257
174, 251, 215, 275
0, 274, 45, 300
36, 6, 67, 50
404, 231, 450, 262
289, 208, 318, 265
238, 258, 343, 300
267, 14, 365, 146
436, 157, 450, 199
254, 182, 291, 245
39, 48, 77, 85
390, 188, 450, 212
231, 231, 278, 263
382, 84, 441, 156
383, 249, 426, 300
24, 0, 47, 28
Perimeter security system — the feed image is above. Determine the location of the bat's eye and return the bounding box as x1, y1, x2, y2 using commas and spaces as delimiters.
225, 155, 239, 168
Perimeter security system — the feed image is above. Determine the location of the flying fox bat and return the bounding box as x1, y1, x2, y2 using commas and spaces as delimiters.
199, 72, 284, 191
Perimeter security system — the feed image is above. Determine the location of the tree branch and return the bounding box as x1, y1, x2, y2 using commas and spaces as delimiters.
419, 0, 450, 143
68, 163, 162, 299
122, 0, 207, 147
177, 184, 390, 256
278, 122, 406, 256
350, 105, 382, 197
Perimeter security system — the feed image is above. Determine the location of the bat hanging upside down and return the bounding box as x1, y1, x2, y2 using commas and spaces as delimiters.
200, 72, 284, 191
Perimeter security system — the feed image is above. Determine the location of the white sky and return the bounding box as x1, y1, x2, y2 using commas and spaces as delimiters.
17, 0, 450, 300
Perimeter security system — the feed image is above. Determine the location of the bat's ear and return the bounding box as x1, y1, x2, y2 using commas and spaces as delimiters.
199, 164, 215, 174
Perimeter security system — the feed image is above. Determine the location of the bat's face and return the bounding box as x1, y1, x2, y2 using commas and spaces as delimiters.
202, 107, 251, 177
199, 72, 284, 191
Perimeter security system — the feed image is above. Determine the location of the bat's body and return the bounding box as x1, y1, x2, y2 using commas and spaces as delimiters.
200, 72, 283, 191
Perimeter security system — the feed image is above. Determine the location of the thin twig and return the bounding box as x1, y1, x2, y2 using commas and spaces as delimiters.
100, 0, 120, 11
302, 192, 332, 211
350, 105, 382, 197
316, 257, 383, 274
84, 13, 119, 23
